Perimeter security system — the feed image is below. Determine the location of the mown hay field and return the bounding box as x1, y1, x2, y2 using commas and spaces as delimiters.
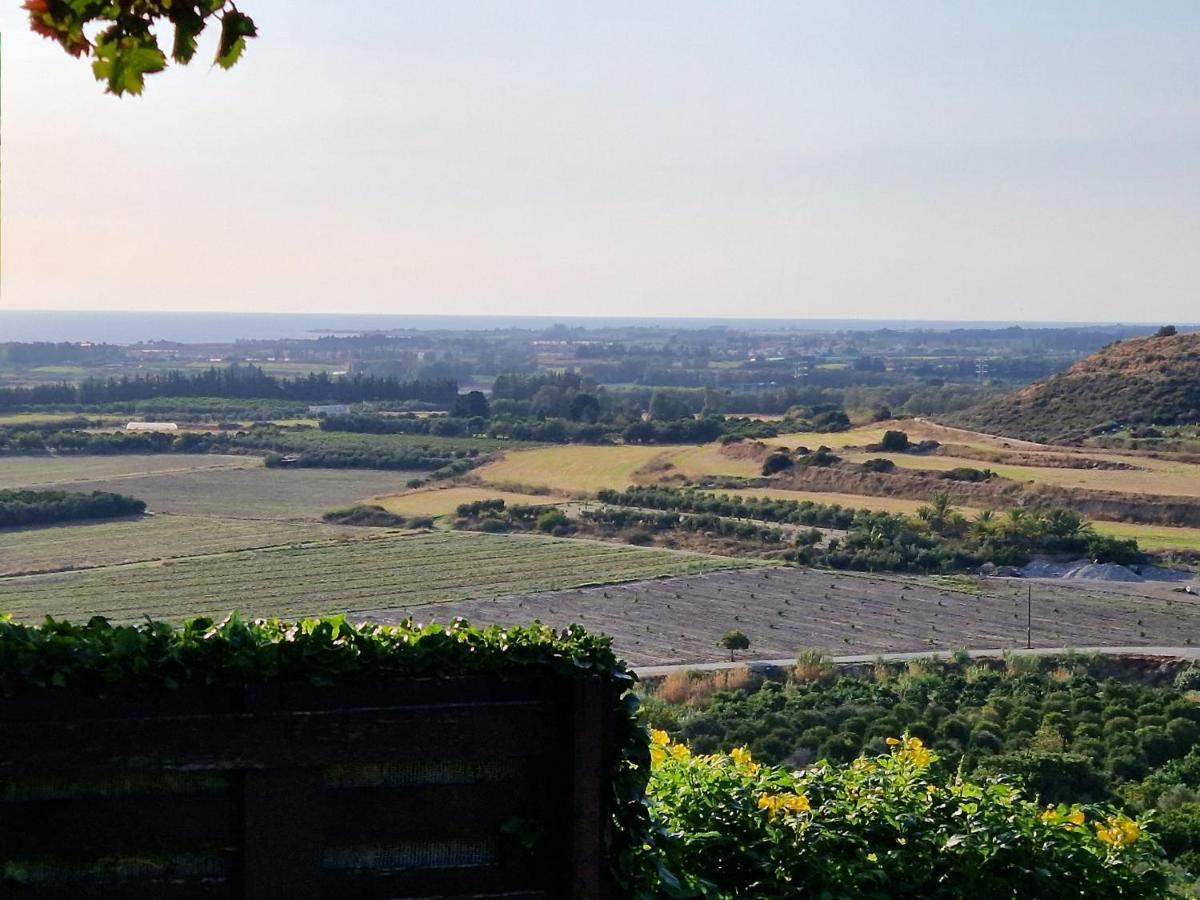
768, 426, 891, 449
0, 530, 746, 623
840, 450, 1200, 498
475, 443, 762, 494
374, 486, 557, 518
763, 420, 1005, 451
0, 515, 372, 577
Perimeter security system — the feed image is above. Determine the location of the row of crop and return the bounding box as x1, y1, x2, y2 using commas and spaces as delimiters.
597, 487, 876, 530
594, 487, 1143, 572
582, 507, 800, 546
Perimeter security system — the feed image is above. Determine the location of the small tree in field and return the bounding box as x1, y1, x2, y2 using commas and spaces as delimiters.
720, 629, 750, 661
878, 429, 910, 452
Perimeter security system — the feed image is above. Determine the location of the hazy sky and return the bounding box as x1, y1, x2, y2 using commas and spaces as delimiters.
2, 1, 1198, 322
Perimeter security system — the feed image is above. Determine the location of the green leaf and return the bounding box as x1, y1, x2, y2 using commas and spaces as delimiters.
215, 9, 257, 70
92, 36, 167, 96
171, 7, 206, 64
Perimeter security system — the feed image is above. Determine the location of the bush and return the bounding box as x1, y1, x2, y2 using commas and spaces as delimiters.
977, 751, 1110, 805
761, 452, 794, 475
646, 733, 1167, 898
320, 504, 408, 527
1174, 666, 1200, 691
535, 508, 569, 533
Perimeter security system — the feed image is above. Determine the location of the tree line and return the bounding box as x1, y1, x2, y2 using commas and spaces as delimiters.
0, 365, 458, 411
0, 489, 146, 528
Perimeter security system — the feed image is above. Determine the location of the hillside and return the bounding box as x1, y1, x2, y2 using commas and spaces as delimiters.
950, 330, 1200, 443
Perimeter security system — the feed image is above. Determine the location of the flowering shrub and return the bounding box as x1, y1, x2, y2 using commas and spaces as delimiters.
644, 731, 1168, 898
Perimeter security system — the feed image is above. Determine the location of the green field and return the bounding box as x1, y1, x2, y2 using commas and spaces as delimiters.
0, 514, 373, 576
0, 530, 745, 622
0, 412, 86, 425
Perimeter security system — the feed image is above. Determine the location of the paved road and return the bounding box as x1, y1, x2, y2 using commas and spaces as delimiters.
636, 645, 1200, 677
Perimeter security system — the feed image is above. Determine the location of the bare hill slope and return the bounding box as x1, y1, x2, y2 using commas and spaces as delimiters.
951, 331, 1200, 443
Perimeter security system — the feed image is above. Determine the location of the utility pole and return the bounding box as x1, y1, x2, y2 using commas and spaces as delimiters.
1026, 585, 1032, 650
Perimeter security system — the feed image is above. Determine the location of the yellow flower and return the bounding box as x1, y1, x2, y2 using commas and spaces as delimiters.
1066, 809, 1086, 827
1095, 815, 1140, 848
757, 793, 783, 814
781, 793, 810, 813
670, 743, 691, 761
650, 729, 670, 746
756, 792, 810, 818
887, 736, 934, 768
650, 745, 666, 766
730, 746, 753, 766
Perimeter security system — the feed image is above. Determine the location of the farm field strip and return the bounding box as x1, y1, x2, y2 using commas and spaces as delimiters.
391, 567, 1200, 666
0, 531, 743, 622
0, 454, 260, 488
840, 450, 1200, 497
54, 465, 425, 520
0, 542, 730, 603
713, 488, 938, 516
475, 443, 762, 494
0, 514, 376, 576
374, 486, 559, 517
0, 412, 83, 425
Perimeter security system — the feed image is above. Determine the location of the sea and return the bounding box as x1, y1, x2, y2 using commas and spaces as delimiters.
0, 310, 1169, 345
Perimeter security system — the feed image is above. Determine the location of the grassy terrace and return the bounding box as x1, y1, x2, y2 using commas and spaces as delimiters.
475, 442, 762, 493
0, 530, 746, 622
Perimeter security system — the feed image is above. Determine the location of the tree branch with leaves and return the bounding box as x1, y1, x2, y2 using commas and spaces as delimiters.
23, 0, 256, 95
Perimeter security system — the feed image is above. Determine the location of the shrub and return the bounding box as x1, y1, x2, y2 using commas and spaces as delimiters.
793, 647, 834, 682
860, 457, 896, 473
320, 504, 408, 527
1173, 666, 1200, 692
761, 452, 794, 475
535, 508, 569, 532
646, 733, 1167, 898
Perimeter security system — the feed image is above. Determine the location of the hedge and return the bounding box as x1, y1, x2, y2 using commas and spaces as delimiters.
0, 614, 654, 892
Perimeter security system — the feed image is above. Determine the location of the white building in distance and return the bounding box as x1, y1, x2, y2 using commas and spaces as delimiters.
307, 404, 351, 416
125, 422, 179, 432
